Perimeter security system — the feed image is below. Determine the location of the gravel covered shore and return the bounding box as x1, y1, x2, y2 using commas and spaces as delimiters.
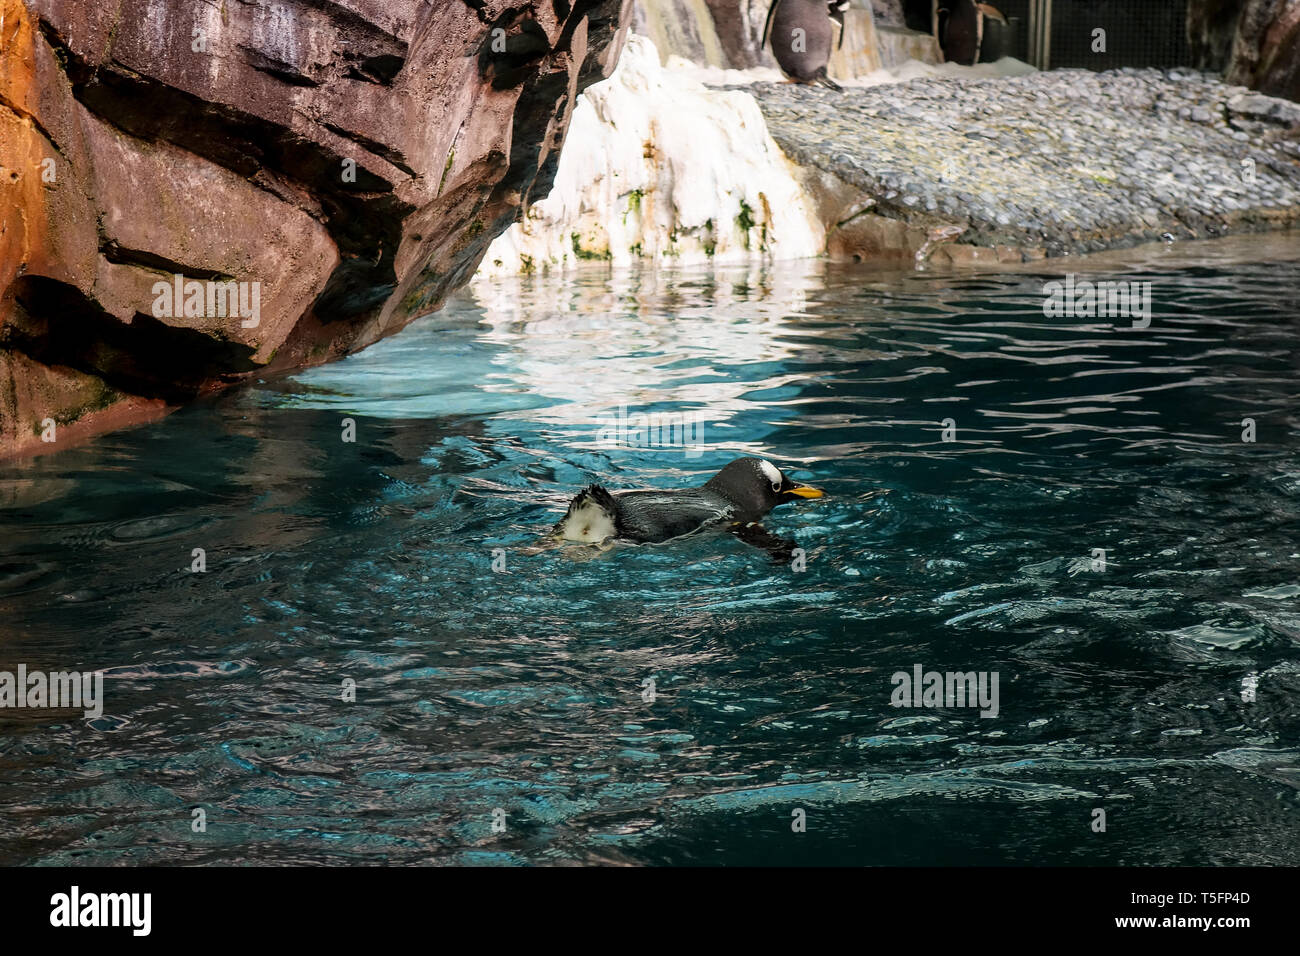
739, 68, 1300, 260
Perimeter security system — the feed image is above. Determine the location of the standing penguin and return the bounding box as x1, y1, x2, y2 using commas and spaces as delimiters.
933, 0, 1006, 66
762, 0, 848, 91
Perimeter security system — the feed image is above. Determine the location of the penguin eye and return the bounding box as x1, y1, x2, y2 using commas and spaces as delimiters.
757, 459, 784, 491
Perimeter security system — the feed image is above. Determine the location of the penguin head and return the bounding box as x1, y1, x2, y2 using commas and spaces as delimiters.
704, 457, 824, 517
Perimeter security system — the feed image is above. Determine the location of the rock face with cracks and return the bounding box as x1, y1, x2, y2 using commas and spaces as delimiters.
1190, 0, 1300, 101
0, 0, 632, 458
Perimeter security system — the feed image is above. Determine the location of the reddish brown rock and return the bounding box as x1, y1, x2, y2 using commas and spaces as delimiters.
1229, 0, 1300, 100
1190, 0, 1300, 101
0, 0, 632, 457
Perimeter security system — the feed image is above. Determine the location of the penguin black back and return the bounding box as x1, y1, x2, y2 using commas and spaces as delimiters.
940, 0, 979, 66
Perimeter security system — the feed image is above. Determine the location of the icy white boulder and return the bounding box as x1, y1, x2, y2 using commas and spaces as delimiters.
475, 34, 825, 277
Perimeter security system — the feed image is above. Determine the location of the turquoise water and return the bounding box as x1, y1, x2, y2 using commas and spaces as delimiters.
1, 241, 1298, 865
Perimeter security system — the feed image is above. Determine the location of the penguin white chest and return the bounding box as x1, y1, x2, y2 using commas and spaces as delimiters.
556, 497, 618, 543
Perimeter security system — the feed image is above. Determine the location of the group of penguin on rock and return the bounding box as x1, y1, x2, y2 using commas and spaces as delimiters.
763, 0, 1008, 88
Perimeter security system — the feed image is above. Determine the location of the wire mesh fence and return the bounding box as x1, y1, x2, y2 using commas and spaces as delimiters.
1045, 0, 1192, 70
902, 0, 1198, 70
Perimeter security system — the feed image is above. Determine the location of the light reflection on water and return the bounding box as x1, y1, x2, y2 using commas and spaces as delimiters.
0, 236, 1298, 865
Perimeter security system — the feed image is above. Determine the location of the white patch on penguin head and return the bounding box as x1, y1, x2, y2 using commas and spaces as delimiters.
757, 459, 783, 490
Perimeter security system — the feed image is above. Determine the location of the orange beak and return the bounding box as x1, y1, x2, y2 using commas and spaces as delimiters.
788, 484, 824, 499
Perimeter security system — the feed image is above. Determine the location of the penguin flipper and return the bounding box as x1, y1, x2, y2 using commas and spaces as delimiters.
730, 522, 798, 563
553, 484, 621, 544
829, 0, 849, 50
761, 0, 781, 51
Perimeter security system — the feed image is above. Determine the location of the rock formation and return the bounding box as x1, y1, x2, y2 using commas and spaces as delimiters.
0, 0, 631, 458
1190, 0, 1300, 102
478, 35, 824, 275
482, 33, 1300, 275
1224, 0, 1300, 101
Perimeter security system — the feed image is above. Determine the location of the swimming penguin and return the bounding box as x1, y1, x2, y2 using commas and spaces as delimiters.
762, 0, 848, 91
551, 457, 824, 556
